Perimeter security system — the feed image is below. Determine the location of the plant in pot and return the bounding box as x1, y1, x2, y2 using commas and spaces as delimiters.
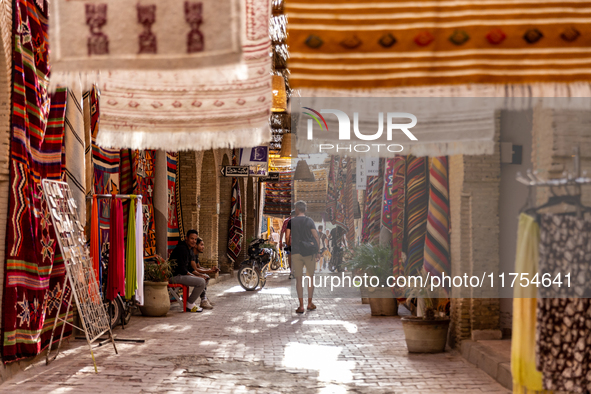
401, 269, 450, 353
347, 243, 397, 316
139, 255, 176, 317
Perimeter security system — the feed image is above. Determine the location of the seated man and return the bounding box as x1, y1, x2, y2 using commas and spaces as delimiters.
169, 229, 207, 313
190, 237, 219, 310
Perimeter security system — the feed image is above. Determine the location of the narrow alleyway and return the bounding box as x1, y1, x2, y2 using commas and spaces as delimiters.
0, 273, 509, 393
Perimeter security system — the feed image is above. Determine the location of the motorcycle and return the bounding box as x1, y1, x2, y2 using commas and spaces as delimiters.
237, 238, 273, 291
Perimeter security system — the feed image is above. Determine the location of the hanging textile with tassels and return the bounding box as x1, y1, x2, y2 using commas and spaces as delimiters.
423, 157, 451, 290
227, 177, 244, 262
404, 156, 429, 278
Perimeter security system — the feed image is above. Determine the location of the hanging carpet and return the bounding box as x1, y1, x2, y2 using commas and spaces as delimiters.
105, 198, 125, 301
286, 0, 591, 89
326, 155, 340, 224
263, 171, 292, 217
294, 168, 328, 221
404, 156, 429, 277
93, 0, 272, 152
390, 157, 406, 297
2, 0, 74, 363
326, 156, 350, 230
133, 150, 157, 259
48, 0, 242, 77
166, 153, 181, 257
361, 160, 383, 244
227, 177, 244, 262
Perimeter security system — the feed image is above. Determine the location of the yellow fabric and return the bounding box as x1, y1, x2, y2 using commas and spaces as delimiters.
511, 214, 551, 394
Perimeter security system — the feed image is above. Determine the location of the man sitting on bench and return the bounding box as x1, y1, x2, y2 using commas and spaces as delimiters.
169, 230, 207, 313
190, 237, 219, 310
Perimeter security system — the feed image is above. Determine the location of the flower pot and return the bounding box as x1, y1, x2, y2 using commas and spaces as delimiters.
368, 297, 397, 316
139, 281, 171, 317
361, 298, 370, 304
401, 317, 450, 353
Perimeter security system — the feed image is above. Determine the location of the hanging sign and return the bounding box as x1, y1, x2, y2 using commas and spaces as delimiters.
222, 166, 249, 177
261, 172, 280, 182
367, 157, 379, 176
356, 158, 367, 190
240, 146, 269, 177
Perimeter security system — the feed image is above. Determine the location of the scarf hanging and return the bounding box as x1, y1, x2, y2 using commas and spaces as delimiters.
64, 87, 86, 221
423, 157, 451, 288
227, 177, 244, 262
133, 150, 156, 259
125, 197, 137, 300
361, 161, 383, 244
106, 197, 125, 301
404, 156, 429, 277
90, 196, 100, 282
2, 0, 73, 363
166, 153, 181, 257
135, 198, 144, 305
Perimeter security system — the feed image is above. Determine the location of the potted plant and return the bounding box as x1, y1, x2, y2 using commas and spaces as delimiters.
401, 269, 450, 353
347, 243, 397, 316
139, 255, 176, 317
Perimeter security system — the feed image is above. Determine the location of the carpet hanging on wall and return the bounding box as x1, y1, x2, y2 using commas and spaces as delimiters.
345, 159, 356, 246
361, 161, 383, 244
175, 155, 186, 242
326, 155, 339, 224
390, 157, 406, 290
166, 152, 180, 257
227, 177, 244, 262
91, 0, 271, 152
263, 172, 293, 217
133, 150, 157, 260
286, 0, 591, 90
404, 156, 429, 278
326, 156, 349, 230
423, 157, 451, 289
2, 0, 74, 362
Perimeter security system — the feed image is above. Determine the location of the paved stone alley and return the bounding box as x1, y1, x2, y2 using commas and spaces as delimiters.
0, 272, 510, 393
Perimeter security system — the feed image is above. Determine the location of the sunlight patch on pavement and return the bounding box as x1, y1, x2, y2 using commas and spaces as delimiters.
259, 287, 290, 295
319, 384, 348, 394
222, 285, 250, 293
141, 323, 192, 333
283, 343, 355, 384
303, 320, 358, 334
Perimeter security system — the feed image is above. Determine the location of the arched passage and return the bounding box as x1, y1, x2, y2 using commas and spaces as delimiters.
217, 154, 232, 273
198, 150, 219, 268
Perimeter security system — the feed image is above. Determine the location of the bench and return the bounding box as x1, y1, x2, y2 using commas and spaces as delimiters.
167, 283, 188, 312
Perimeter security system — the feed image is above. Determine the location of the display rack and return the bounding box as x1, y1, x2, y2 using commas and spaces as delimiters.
516, 147, 591, 187
42, 180, 117, 372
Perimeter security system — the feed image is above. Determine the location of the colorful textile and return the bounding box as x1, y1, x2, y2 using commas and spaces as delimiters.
134, 198, 144, 305
2, 1, 74, 363
227, 177, 244, 262
381, 158, 396, 231
404, 156, 428, 277
175, 158, 185, 242
423, 157, 451, 288
125, 197, 137, 301
166, 153, 180, 257
326, 155, 339, 223
263, 172, 292, 217
327, 156, 349, 229
286, 0, 591, 89
133, 150, 156, 259
93, 0, 271, 152
48, 0, 242, 75
294, 168, 328, 221
511, 214, 546, 394
64, 87, 86, 220
82, 90, 94, 231
361, 161, 383, 244
391, 157, 406, 297
106, 198, 125, 301
345, 159, 356, 246
90, 196, 100, 282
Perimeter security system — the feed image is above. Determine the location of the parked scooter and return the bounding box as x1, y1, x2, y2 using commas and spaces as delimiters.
237, 238, 273, 290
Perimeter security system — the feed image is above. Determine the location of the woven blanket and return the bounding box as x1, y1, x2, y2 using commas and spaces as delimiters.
423, 157, 451, 289
263, 172, 292, 217
48, 0, 241, 76
286, 0, 591, 89
227, 177, 244, 262
94, 0, 272, 152
345, 159, 356, 246
64, 87, 86, 221
404, 156, 428, 278
294, 168, 327, 216
326, 156, 349, 229
166, 153, 180, 257
391, 157, 406, 284
2, 2, 74, 362
175, 159, 185, 242
326, 155, 339, 223
381, 158, 396, 231
133, 150, 156, 259
361, 161, 383, 244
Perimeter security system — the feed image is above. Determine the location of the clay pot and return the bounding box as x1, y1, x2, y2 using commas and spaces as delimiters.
368, 297, 398, 316
139, 281, 170, 317
401, 317, 450, 353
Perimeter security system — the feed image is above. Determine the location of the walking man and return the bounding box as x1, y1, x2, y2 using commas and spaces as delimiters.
286, 201, 320, 313
169, 230, 206, 313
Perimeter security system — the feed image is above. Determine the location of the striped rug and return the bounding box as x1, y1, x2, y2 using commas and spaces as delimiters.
391, 156, 406, 297
286, 0, 591, 89
423, 157, 451, 291
361, 159, 383, 244
345, 158, 356, 246
263, 171, 293, 217
404, 156, 429, 277
166, 153, 181, 257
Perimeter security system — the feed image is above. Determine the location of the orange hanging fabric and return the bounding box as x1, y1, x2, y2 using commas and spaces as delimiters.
91, 195, 100, 282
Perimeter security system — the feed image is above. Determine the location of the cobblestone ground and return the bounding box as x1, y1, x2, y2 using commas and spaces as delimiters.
0, 271, 510, 393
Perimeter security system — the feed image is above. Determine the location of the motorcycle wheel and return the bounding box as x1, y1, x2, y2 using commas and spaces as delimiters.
118, 297, 132, 325
270, 258, 280, 271
238, 265, 259, 291
104, 299, 121, 328
257, 265, 268, 289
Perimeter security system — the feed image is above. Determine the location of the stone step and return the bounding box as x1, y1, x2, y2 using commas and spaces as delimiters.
461, 339, 512, 391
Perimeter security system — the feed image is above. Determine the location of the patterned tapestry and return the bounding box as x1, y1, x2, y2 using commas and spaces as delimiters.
381, 158, 397, 232
133, 150, 156, 259
326, 156, 349, 230
166, 152, 180, 257
404, 156, 429, 277
423, 157, 451, 286
263, 172, 293, 217
345, 159, 356, 246
361, 160, 383, 244
175, 156, 185, 242
227, 177, 244, 262
391, 157, 406, 285
2, 0, 73, 362
325, 155, 339, 223
286, 0, 591, 89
